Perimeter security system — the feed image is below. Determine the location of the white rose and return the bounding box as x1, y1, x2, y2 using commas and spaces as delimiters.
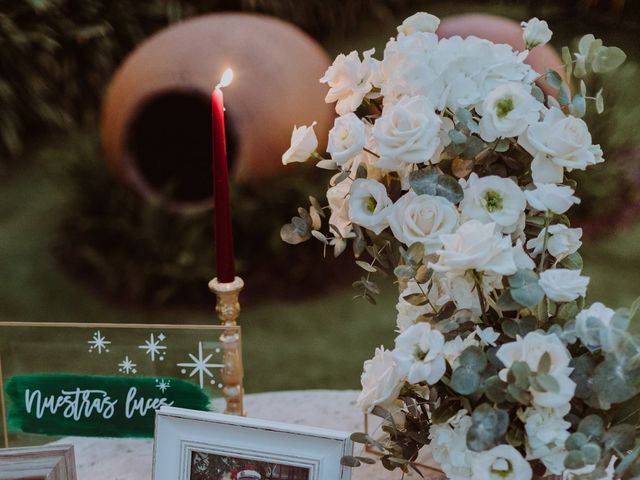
429, 220, 517, 276
539, 269, 589, 302
393, 322, 446, 384
377, 32, 441, 107
525, 183, 581, 214
575, 302, 618, 352
497, 332, 576, 408
478, 83, 542, 142
472, 445, 532, 480
373, 95, 443, 166
519, 108, 598, 184
460, 173, 527, 233
526, 224, 582, 259
521, 17, 553, 49
326, 180, 353, 239
327, 113, 366, 166
348, 179, 393, 234
430, 414, 476, 480
356, 346, 404, 412
522, 405, 571, 475
397, 12, 441, 35
320, 49, 378, 115
388, 191, 459, 253
281, 122, 318, 165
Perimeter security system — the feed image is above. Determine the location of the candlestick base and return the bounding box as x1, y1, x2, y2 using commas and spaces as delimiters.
209, 276, 245, 416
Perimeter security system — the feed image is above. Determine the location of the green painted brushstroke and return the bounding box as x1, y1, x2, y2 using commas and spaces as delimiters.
5, 373, 210, 438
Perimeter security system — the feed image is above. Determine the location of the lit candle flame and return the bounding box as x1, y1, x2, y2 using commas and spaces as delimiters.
216, 68, 234, 89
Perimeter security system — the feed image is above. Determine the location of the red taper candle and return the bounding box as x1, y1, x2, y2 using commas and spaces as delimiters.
211, 68, 235, 282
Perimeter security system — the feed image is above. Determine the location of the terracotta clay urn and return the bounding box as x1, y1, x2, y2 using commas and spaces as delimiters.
438, 13, 566, 95
102, 13, 334, 211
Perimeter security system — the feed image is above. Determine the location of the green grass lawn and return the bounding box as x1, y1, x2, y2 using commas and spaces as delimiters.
1, 135, 639, 396
2, 4, 639, 394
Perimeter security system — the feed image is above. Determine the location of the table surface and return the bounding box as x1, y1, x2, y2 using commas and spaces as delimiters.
52, 390, 445, 480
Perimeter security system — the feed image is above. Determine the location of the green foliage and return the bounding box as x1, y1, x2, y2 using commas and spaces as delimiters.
408, 168, 464, 204
508, 269, 545, 308
467, 404, 509, 452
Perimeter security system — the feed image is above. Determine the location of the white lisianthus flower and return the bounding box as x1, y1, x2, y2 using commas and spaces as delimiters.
388, 191, 459, 253
327, 113, 366, 166
429, 414, 476, 480
356, 346, 404, 412
397, 12, 441, 35
348, 179, 393, 234
393, 322, 446, 384
513, 239, 536, 270
320, 49, 378, 115
281, 122, 318, 164
575, 302, 618, 352
497, 332, 576, 408
326, 180, 353, 239
527, 224, 582, 259
539, 269, 589, 302
525, 183, 581, 214
478, 83, 542, 142
459, 173, 527, 233
519, 108, 598, 184
472, 445, 532, 480
521, 18, 553, 49
430, 220, 517, 276
374, 95, 443, 167
522, 405, 571, 475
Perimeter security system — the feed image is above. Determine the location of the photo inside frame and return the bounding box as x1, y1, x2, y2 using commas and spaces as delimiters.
190, 451, 310, 480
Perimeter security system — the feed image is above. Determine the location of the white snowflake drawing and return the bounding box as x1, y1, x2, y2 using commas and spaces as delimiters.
88, 330, 111, 354
155, 379, 171, 393
138, 333, 167, 361
176, 342, 224, 389
118, 356, 137, 375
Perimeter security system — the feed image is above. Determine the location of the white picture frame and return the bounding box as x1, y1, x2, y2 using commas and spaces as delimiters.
153, 406, 353, 480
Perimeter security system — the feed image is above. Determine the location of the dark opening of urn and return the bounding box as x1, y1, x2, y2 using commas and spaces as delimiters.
125, 90, 236, 207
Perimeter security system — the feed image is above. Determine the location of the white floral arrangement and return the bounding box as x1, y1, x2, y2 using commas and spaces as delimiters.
281, 11, 637, 480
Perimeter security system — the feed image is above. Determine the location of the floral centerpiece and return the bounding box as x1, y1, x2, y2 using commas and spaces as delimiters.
281, 11, 637, 480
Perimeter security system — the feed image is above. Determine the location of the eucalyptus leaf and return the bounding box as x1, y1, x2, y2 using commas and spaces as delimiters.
449, 129, 467, 144
603, 424, 636, 452
451, 366, 481, 395
545, 70, 563, 89
558, 83, 571, 106
560, 252, 583, 270
459, 346, 488, 372
578, 415, 605, 439
592, 46, 627, 73
595, 89, 605, 114
531, 84, 545, 103
409, 168, 464, 204
508, 270, 545, 307
593, 357, 637, 404
571, 94, 586, 118
561, 46, 573, 77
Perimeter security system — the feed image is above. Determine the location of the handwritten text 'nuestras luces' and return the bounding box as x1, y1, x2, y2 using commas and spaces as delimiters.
24, 387, 174, 420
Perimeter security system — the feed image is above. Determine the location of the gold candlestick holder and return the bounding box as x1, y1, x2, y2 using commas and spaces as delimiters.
209, 276, 245, 416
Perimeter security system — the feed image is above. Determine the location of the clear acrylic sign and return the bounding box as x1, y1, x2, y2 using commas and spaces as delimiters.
0, 322, 241, 447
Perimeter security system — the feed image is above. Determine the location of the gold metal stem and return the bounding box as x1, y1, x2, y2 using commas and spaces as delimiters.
208, 276, 245, 416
